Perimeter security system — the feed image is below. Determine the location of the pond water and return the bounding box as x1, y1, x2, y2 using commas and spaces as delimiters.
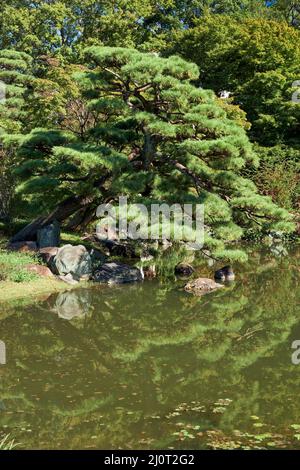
0, 245, 300, 449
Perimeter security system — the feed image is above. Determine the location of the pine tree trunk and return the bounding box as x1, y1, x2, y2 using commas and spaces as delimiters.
142, 128, 156, 168
65, 206, 96, 232
10, 195, 96, 242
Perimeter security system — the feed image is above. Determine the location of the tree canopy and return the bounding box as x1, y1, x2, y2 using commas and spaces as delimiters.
0, 1, 298, 257
4, 47, 294, 259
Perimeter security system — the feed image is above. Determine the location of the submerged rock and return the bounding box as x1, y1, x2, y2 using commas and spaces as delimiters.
37, 220, 60, 248
214, 266, 235, 281
52, 244, 92, 280
93, 262, 143, 284
184, 278, 224, 296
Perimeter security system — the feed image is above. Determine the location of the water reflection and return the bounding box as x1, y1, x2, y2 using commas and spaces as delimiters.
0, 246, 299, 449
53, 290, 93, 320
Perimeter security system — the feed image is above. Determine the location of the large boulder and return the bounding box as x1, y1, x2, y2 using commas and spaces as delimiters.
37, 220, 60, 248
184, 278, 224, 296
93, 262, 143, 284
52, 244, 92, 280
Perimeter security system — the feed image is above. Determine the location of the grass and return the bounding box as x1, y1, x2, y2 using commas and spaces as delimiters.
0, 249, 40, 282
0, 434, 18, 450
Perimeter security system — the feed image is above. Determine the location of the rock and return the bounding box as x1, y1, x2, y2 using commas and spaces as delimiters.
90, 248, 107, 265
184, 278, 224, 296
7, 241, 37, 253
37, 220, 60, 248
25, 264, 54, 277
58, 273, 79, 285
214, 266, 235, 281
93, 262, 143, 284
175, 263, 194, 277
109, 241, 137, 258
38, 246, 59, 264
52, 244, 92, 280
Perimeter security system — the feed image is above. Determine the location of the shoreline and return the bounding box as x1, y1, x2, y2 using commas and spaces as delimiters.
0, 277, 88, 305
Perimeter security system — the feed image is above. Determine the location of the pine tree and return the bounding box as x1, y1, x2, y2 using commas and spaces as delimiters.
0, 49, 33, 220
9, 47, 294, 259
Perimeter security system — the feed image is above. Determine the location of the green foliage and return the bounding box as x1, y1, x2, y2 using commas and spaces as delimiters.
5, 46, 294, 259
270, 0, 300, 27
250, 145, 300, 210
0, 1, 271, 58
0, 4, 297, 256
0, 49, 33, 133
0, 49, 34, 220
173, 16, 300, 145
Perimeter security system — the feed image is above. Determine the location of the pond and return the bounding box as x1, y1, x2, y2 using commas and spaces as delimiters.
0, 245, 300, 449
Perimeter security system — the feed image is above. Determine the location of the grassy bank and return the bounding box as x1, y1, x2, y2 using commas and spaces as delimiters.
0, 245, 87, 304
0, 277, 84, 304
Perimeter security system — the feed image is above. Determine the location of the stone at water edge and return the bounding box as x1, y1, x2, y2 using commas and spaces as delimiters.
25, 264, 54, 278
90, 248, 108, 265
184, 278, 224, 296
93, 262, 143, 284
214, 266, 235, 281
58, 273, 79, 285
37, 220, 60, 249
7, 241, 37, 253
52, 244, 92, 280
175, 263, 194, 277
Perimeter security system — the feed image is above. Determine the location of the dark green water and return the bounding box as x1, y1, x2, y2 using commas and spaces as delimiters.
0, 245, 300, 449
